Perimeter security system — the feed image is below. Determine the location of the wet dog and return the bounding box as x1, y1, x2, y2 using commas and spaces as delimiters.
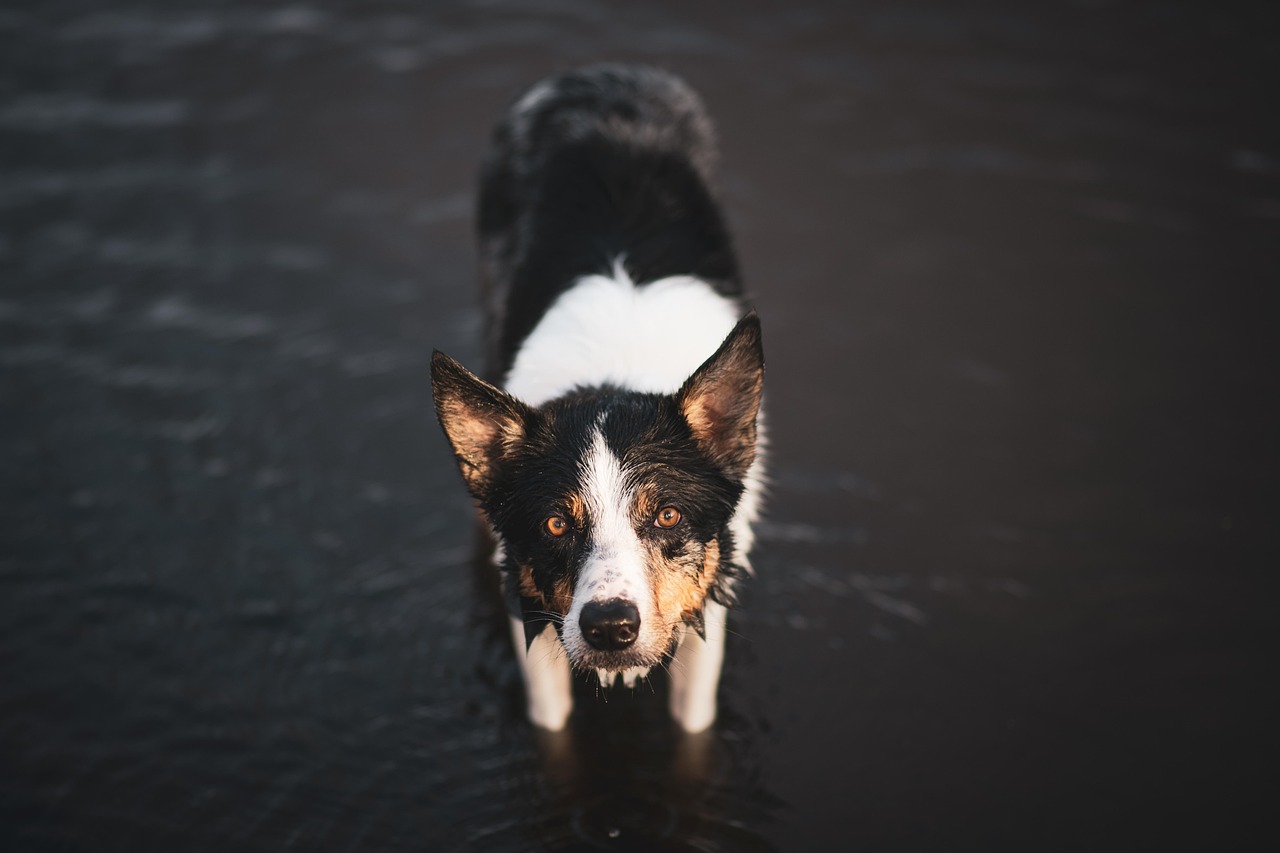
431, 64, 764, 733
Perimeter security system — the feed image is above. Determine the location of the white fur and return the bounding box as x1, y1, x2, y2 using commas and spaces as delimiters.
513, 81, 555, 116
731, 418, 767, 576
558, 429, 659, 674
504, 261, 742, 405
509, 618, 572, 730
668, 599, 727, 733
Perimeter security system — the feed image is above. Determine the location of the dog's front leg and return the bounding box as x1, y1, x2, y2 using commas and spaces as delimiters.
668, 600, 727, 733
509, 617, 573, 730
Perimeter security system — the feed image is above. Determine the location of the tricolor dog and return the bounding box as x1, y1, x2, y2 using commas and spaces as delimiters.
431, 64, 764, 733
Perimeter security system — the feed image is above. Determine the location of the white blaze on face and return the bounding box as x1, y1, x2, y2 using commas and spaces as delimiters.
560, 428, 658, 670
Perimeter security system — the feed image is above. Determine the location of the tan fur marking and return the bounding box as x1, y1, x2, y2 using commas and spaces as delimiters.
701, 537, 721, 590
567, 492, 587, 529
680, 399, 717, 444
651, 536, 720, 629
633, 483, 660, 525
517, 565, 573, 616
517, 564, 541, 601
439, 399, 489, 486
439, 397, 523, 490
550, 577, 573, 615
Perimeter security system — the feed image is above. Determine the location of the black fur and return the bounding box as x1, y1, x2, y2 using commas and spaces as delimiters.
477, 63, 745, 378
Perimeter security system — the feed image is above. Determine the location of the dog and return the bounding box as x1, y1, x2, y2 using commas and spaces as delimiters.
431, 64, 764, 733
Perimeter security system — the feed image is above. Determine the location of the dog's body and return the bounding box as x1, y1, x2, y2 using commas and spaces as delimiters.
432, 65, 764, 733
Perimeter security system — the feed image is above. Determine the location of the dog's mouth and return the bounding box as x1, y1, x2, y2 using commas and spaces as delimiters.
594, 664, 653, 688
563, 631, 683, 685
569, 644, 659, 670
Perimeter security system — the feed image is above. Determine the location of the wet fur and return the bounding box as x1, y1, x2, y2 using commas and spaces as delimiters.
432, 64, 764, 733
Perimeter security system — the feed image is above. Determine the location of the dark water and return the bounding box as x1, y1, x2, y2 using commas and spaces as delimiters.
2, 1, 1276, 850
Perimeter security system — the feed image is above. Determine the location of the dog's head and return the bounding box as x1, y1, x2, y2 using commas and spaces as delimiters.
431, 315, 763, 679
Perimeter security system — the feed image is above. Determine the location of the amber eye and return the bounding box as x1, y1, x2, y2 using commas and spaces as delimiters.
545, 516, 569, 537
654, 507, 682, 529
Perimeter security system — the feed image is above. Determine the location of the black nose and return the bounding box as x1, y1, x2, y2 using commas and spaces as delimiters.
579, 599, 641, 651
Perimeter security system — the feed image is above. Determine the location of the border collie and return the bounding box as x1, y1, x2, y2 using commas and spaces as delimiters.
431, 64, 764, 733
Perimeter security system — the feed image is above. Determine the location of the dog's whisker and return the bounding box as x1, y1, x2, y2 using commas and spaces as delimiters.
521, 611, 565, 624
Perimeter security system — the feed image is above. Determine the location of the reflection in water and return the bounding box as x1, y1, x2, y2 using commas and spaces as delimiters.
463, 540, 780, 852
525, 726, 763, 852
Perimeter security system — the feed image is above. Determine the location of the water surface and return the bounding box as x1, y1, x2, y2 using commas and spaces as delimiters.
2, 1, 1275, 849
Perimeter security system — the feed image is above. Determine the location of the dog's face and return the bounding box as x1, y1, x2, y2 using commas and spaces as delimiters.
432, 316, 763, 678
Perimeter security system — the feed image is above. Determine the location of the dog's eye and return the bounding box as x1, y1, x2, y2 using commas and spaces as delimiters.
654, 507, 682, 529
545, 516, 569, 537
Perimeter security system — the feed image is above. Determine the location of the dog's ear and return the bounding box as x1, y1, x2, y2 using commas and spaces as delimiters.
678, 313, 764, 478
431, 351, 531, 496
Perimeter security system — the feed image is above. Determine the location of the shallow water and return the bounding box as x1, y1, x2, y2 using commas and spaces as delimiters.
2, 1, 1275, 850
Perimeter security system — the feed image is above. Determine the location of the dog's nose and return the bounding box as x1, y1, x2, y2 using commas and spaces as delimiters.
579, 599, 640, 651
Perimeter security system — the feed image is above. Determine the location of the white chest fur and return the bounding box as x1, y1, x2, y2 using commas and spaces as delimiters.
503, 263, 742, 404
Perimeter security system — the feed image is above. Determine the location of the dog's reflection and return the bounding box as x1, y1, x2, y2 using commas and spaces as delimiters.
470, 538, 778, 851
527, 695, 771, 850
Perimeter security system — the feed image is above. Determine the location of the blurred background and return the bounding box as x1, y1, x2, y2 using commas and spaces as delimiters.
1, 1, 1275, 850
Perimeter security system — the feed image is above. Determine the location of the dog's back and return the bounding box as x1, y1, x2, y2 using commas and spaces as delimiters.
476, 64, 746, 380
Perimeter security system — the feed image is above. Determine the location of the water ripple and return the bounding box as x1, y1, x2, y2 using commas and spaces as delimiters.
144, 296, 275, 339
0, 96, 189, 130
839, 144, 1101, 181
0, 160, 260, 206
58, 6, 329, 47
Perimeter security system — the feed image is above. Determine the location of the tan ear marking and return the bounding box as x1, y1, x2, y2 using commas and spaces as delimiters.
677, 314, 764, 477
431, 350, 530, 495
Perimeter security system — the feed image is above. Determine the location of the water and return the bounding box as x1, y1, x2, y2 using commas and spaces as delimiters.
2, 1, 1275, 849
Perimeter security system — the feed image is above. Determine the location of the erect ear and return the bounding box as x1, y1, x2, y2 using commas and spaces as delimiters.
677, 313, 764, 478
431, 351, 530, 496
